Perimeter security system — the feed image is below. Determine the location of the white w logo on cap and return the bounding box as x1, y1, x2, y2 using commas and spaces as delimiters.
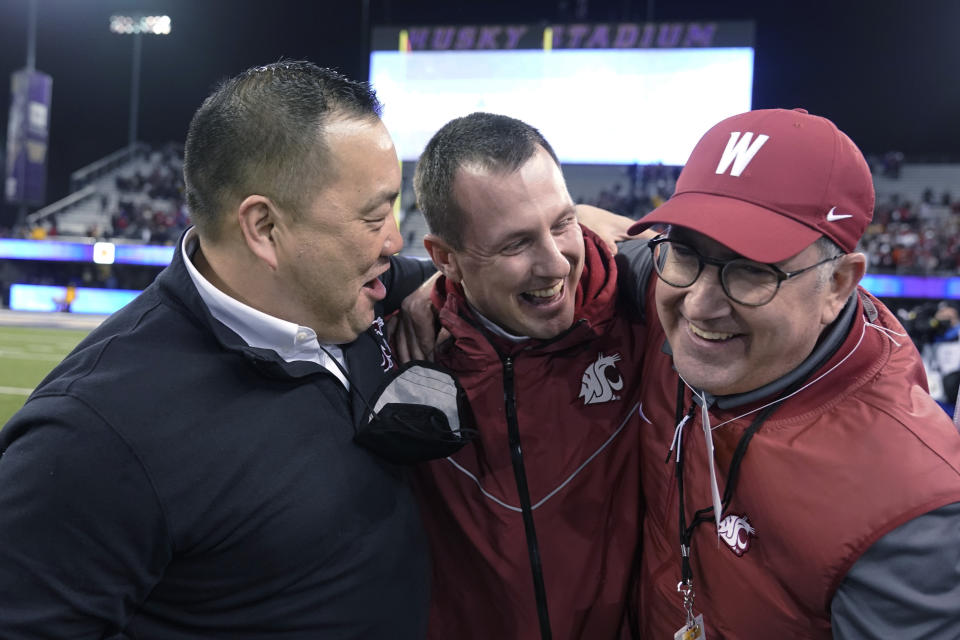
715, 131, 770, 177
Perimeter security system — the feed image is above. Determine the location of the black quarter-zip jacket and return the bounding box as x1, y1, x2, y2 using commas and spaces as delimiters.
0, 232, 435, 639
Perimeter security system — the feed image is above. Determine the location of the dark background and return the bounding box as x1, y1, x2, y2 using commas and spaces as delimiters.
1, 0, 958, 223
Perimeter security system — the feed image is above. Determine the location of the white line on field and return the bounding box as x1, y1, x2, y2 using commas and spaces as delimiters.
0, 350, 65, 362
0, 386, 32, 396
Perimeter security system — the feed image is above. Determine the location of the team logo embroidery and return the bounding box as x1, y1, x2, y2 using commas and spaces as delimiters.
370, 317, 394, 372
578, 352, 623, 405
715, 131, 770, 177
717, 514, 756, 556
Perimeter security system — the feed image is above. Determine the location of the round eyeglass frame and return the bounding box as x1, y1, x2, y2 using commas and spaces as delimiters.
646, 235, 845, 307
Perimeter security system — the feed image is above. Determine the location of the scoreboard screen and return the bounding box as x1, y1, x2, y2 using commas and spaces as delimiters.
370, 21, 755, 165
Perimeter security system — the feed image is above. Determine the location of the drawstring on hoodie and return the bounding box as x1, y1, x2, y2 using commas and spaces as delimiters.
866, 321, 907, 347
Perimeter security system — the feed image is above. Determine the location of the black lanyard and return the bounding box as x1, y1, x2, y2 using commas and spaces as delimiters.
671, 378, 786, 587
667, 299, 854, 622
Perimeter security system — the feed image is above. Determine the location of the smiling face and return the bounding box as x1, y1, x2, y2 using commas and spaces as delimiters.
271, 116, 402, 343
655, 228, 843, 396
426, 146, 584, 340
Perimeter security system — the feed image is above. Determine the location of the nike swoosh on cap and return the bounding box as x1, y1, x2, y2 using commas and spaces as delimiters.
826, 206, 854, 221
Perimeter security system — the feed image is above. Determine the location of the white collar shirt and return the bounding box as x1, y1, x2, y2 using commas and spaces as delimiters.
181, 228, 350, 389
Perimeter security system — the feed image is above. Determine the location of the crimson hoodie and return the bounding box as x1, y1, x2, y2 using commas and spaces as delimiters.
413, 227, 647, 640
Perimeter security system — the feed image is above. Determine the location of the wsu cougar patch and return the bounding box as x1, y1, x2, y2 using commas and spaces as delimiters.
717, 514, 755, 556
370, 317, 395, 372
578, 352, 623, 405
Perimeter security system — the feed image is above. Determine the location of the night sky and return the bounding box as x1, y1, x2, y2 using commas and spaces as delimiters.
1, 0, 958, 224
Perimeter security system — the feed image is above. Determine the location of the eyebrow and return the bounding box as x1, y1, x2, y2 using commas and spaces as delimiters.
491, 205, 577, 247
360, 189, 400, 215
558, 204, 577, 221
670, 232, 743, 262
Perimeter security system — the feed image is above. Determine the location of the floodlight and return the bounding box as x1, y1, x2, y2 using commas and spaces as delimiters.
109, 14, 172, 149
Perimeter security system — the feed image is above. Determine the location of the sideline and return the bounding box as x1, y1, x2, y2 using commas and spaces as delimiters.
0, 386, 32, 396
0, 309, 108, 331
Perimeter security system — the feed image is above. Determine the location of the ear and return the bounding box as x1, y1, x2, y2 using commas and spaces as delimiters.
424, 233, 464, 283
236, 195, 280, 270
821, 252, 867, 325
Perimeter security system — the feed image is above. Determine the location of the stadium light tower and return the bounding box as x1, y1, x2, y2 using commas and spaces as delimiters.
109, 14, 171, 150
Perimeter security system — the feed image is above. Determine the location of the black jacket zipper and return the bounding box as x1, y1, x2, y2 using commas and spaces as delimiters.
503, 355, 552, 640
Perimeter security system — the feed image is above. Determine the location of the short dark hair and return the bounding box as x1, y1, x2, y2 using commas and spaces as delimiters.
183, 61, 382, 240
413, 112, 560, 250
813, 235, 845, 286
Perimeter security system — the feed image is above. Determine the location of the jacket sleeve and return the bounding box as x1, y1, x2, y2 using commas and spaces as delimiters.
830, 502, 960, 639
0, 394, 170, 638
614, 238, 654, 324
379, 255, 437, 316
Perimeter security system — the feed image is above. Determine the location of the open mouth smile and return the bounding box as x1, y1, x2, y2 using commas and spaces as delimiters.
689, 323, 737, 341
520, 282, 563, 305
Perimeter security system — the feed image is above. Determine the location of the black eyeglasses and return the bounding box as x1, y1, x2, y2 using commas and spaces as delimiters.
647, 236, 845, 307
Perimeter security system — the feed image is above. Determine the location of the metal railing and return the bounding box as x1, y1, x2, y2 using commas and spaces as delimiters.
24, 185, 98, 226
69, 142, 149, 192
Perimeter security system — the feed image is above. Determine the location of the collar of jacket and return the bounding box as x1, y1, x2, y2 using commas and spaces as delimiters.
665, 288, 902, 424
156, 228, 337, 381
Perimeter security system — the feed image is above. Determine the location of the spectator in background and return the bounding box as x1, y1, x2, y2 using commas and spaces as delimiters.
52, 282, 76, 312
882, 150, 904, 178
934, 304, 960, 411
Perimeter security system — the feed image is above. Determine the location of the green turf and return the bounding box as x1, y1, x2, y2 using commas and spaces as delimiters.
0, 326, 90, 428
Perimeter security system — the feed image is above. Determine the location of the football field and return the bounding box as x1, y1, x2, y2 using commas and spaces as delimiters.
0, 325, 92, 427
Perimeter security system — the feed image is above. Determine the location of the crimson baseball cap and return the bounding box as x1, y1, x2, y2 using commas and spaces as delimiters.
628, 108, 874, 263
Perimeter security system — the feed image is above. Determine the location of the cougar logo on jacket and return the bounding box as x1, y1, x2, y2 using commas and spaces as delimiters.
717, 514, 755, 556
371, 317, 395, 372
578, 352, 623, 405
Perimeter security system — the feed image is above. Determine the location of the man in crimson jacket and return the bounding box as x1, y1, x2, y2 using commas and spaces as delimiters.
623, 108, 960, 638
409, 112, 647, 640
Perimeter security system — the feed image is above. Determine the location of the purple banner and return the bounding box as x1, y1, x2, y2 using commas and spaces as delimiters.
5, 69, 53, 206
371, 21, 754, 51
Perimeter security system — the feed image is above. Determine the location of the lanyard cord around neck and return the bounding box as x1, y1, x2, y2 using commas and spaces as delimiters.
672, 377, 789, 586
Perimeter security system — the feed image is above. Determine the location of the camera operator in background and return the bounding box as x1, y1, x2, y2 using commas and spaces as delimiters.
936, 304, 960, 416
899, 301, 960, 416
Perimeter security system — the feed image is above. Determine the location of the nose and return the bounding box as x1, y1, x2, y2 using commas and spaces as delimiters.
382, 211, 404, 256
680, 264, 731, 319
531, 234, 571, 280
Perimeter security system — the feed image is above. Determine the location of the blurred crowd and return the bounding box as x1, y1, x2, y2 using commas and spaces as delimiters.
858, 191, 960, 275
106, 145, 190, 244
6, 149, 960, 277
8, 144, 189, 245
575, 162, 960, 277
576, 163, 681, 222
98, 144, 190, 243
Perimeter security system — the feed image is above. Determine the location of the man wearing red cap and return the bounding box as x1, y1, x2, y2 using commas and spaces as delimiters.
624, 108, 960, 638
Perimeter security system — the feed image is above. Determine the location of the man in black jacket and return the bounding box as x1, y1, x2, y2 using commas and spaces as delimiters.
0, 61, 433, 638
